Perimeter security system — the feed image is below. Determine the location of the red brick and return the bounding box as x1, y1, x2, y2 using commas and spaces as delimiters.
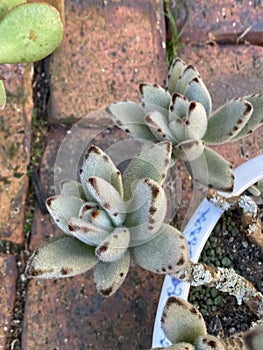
0, 254, 18, 350
23, 268, 163, 349
0, 64, 33, 244
179, 0, 263, 44
48, 0, 166, 124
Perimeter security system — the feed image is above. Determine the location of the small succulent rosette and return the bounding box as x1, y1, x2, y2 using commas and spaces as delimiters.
150, 296, 263, 350
108, 57, 263, 192
26, 142, 190, 296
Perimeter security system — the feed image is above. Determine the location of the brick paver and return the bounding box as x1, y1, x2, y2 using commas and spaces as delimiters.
180, 0, 263, 45
1, 1, 263, 349
0, 255, 18, 350
48, 0, 166, 124
0, 64, 33, 244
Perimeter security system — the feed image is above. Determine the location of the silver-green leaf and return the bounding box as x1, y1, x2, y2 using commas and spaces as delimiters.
166, 57, 187, 95
108, 100, 157, 141
145, 110, 177, 142
161, 297, 207, 345
122, 141, 172, 200
80, 145, 123, 199
46, 195, 85, 234
187, 146, 234, 192
86, 176, 126, 226
125, 178, 167, 245
173, 140, 205, 162
68, 217, 109, 246
94, 251, 130, 297
95, 227, 130, 262
26, 235, 98, 279
132, 224, 189, 273
233, 94, 263, 139
203, 99, 253, 144
185, 78, 212, 118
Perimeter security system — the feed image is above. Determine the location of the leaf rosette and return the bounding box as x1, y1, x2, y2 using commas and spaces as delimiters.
26, 142, 190, 296
108, 58, 263, 192
149, 296, 263, 350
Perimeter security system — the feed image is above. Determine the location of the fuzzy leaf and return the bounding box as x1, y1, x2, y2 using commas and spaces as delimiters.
125, 179, 167, 245
86, 176, 126, 226
78, 202, 99, 221
68, 217, 110, 246
140, 83, 171, 116
175, 65, 200, 94
203, 99, 253, 144
80, 145, 123, 199
0, 79, 6, 110
122, 141, 172, 200
243, 326, 263, 350
185, 78, 212, 117
186, 101, 208, 139
94, 251, 130, 297
132, 224, 189, 273
169, 118, 187, 143
187, 146, 234, 191
107, 101, 157, 141
233, 94, 263, 139
168, 93, 189, 122
46, 195, 85, 234
78, 203, 113, 231
60, 180, 86, 199
169, 101, 207, 143
26, 235, 98, 279
0, 3, 63, 64
161, 297, 207, 345
145, 110, 177, 142
196, 335, 224, 350
173, 140, 205, 162
95, 227, 130, 262
166, 57, 187, 94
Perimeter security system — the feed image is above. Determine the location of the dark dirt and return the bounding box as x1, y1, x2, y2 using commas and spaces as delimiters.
189, 191, 263, 339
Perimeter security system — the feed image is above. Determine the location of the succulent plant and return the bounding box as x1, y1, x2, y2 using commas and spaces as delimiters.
26, 142, 190, 296
150, 296, 263, 350
108, 57, 263, 192
0, 1, 64, 109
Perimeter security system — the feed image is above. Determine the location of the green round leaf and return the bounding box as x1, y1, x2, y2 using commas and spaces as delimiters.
0, 0, 26, 20
0, 3, 63, 64
0, 79, 6, 110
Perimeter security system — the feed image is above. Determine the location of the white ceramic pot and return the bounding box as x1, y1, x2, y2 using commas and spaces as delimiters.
152, 154, 263, 348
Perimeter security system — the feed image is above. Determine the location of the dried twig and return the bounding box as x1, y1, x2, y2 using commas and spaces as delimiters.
187, 262, 263, 318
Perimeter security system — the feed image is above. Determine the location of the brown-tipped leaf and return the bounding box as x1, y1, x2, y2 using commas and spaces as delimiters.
125, 179, 167, 246
187, 146, 234, 192
108, 100, 156, 141
26, 235, 98, 279
94, 251, 130, 297
132, 224, 189, 274
166, 57, 187, 95
46, 195, 85, 234
203, 99, 253, 144
122, 141, 172, 200
95, 227, 130, 262
80, 145, 123, 199
161, 297, 207, 344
